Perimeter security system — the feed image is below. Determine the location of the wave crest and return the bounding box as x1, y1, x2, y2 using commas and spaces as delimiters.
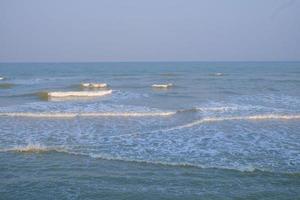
168, 114, 300, 130
0, 144, 67, 153
2, 145, 299, 174
0, 111, 175, 118
47, 90, 112, 97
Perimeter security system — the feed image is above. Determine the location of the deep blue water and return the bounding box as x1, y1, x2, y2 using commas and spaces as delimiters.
0, 62, 300, 199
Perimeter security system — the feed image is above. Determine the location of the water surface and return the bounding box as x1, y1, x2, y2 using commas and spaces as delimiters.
0, 62, 300, 199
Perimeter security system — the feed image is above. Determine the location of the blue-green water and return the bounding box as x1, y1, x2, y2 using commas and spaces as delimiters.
0, 62, 300, 199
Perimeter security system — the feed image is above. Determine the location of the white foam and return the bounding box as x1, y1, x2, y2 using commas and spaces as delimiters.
0, 111, 176, 118
47, 90, 112, 98
81, 83, 108, 88
0, 76, 4, 80
152, 83, 173, 88
0, 144, 67, 153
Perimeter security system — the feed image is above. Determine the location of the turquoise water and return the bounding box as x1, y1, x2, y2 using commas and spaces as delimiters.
0, 62, 300, 199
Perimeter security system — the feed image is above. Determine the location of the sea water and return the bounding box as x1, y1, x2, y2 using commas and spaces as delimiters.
0, 62, 300, 199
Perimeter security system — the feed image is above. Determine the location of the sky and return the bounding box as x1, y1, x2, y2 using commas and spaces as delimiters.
0, 0, 299, 62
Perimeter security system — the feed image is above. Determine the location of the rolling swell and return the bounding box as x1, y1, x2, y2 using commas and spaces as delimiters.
163, 114, 300, 131
1, 144, 299, 174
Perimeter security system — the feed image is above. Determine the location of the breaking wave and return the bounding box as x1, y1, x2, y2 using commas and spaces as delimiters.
36, 90, 113, 101
0, 144, 68, 153
1, 145, 297, 174
165, 114, 300, 131
47, 90, 112, 97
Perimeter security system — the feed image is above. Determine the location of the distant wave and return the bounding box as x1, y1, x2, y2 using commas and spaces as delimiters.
176, 106, 241, 113
211, 73, 224, 76
0, 111, 176, 118
0, 105, 247, 118
80, 83, 108, 88
35, 90, 113, 100
47, 90, 112, 97
160, 73, 179, 77
152, 83, 173, 88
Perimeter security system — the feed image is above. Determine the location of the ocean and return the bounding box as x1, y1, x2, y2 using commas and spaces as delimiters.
0, 62, 300, 199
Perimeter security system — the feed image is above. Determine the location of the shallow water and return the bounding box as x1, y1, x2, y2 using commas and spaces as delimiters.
0, 62, 300, 199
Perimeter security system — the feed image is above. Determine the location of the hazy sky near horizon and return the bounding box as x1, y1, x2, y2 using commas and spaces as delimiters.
0, 0, 299, 62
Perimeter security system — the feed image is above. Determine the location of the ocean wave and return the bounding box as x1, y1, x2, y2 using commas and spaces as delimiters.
88, 153, 260, 172
160, 73, 179, 77
166, 114, 300, 131
0, 145, 264, 172
2, 145, 297, 174
176, 106, 241, 113
47, 90, 112, 97
35, 90, 113, 101
152, 83, 173, 88
80, 83, 108, 88
211, 73, 224, 76
0, 111, 176, 118
0, 144, 68, 153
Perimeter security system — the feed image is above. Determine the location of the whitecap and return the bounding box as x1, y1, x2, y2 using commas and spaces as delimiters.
81, 83, 108, 88
152, 83, 173, 88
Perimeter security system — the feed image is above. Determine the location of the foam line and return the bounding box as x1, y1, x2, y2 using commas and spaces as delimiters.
47, 90, 112, 97
0, 111, 176, 118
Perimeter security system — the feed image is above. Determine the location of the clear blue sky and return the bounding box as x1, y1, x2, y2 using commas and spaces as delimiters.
0, 0, 299, 62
